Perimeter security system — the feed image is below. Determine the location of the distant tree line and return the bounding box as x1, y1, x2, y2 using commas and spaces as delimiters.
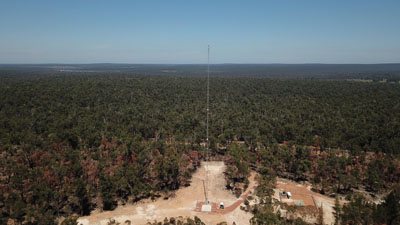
1, 73, 400, 154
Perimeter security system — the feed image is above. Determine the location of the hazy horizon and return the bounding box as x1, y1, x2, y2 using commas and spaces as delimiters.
1, 0, 400, 64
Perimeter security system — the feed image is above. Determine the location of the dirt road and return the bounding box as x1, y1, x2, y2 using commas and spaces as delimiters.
78, 161, 256, 225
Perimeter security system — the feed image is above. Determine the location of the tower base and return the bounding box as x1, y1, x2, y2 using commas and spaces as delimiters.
195, 201, 217, 212
201, 204, 212, 212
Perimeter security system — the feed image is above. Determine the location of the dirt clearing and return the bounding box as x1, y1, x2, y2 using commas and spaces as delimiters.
78, 161, 257, 225
274, 178, 336, 225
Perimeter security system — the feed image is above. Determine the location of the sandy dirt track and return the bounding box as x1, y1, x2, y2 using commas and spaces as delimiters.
78, 161, 256, 225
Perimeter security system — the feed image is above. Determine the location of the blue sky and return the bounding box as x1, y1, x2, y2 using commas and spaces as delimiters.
0, 0, 399, 64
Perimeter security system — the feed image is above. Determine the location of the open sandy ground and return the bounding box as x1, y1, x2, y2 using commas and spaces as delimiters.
78, 161, 257, 225
275, 178, 336, 225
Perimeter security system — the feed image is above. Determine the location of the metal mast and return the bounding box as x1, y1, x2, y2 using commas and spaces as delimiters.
205, 45, 210, 204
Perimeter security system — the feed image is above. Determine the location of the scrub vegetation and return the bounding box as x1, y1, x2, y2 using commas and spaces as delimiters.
0, 67, 399, 224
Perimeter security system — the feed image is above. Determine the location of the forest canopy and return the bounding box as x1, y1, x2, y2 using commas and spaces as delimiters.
1, 72, 399, 154
0, 70, 400, 224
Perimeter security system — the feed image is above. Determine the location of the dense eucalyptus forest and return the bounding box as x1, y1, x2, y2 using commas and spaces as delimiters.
0, 69, 400, 224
